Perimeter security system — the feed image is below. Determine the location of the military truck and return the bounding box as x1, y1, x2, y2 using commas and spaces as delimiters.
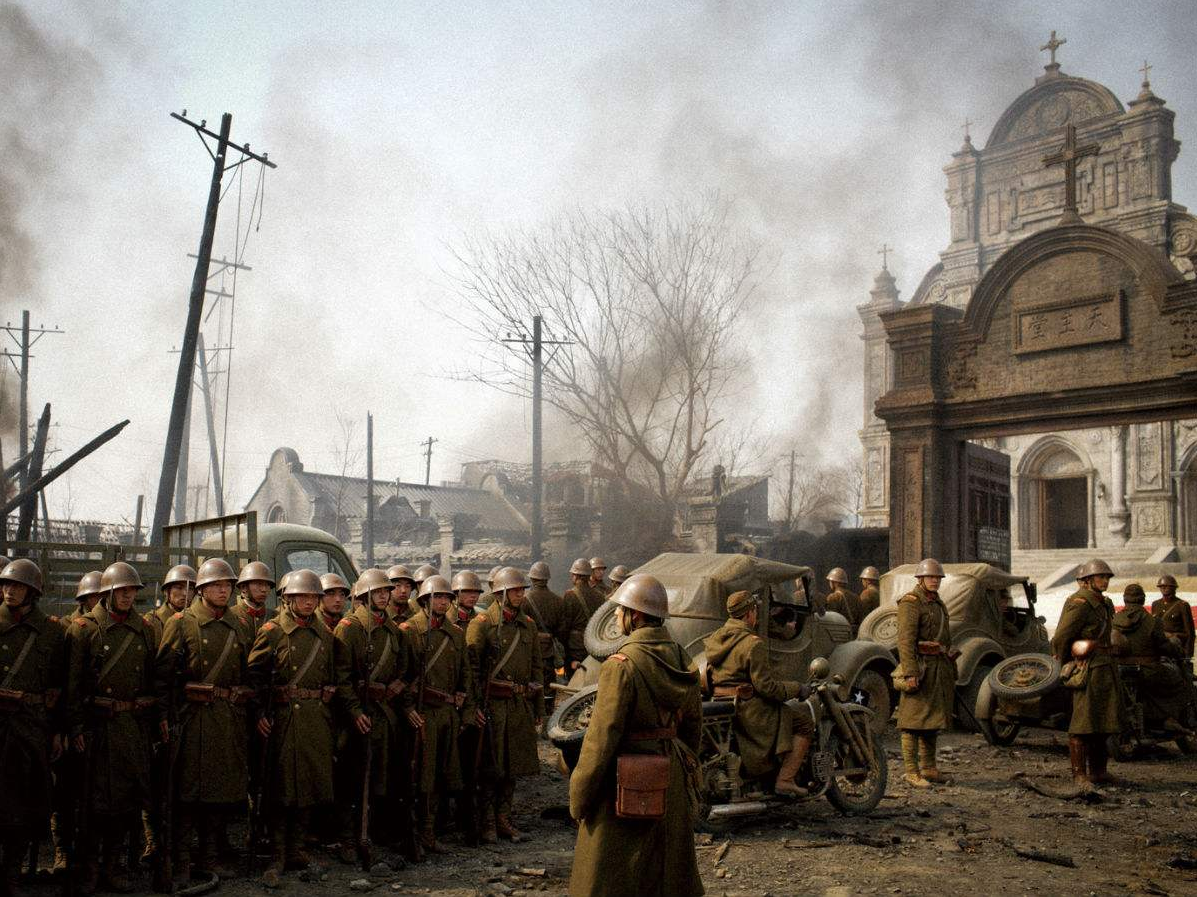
5, 510, 357, 616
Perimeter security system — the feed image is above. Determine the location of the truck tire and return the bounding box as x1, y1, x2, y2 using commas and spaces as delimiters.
847, 669, 892, 736
547, 684, 598, 773
858, 607, 899, 649
988, 653, 1061, 702
583, 600, 626, 659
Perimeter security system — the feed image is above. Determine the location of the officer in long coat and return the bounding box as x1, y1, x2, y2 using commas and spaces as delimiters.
857, 567, 881, 620
66, 561, 159, 894
154, 558, 252, 883
230, 561, 275, 641
248, 569, 337, 885
895, 558, 956, 788
1152, 574, 1195, 676
1113, 583, 1190, 729
467, 567, 543, 843
1051, 558, 1124, 788
567, 574, 703, 897
402, 575, 475, 855
703, 591, 814, 796
0, 560, 66, 897
333, 568, 410, 863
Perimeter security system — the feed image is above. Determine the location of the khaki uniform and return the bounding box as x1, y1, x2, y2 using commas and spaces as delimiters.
1112, 605, 1188, 720
858, 585, 880, 620
568, 626, 703, 897
229, 597, 271, 642
1152, 596, 1195, 662
895, 585, 955, 731
825, 586, 862, 629
565, 581, 605, 622
703, 617, 810, 779
402, 610, 473, 794
524, 583, 582, 688
142, 602, 177, 642
1052, 588, 1122, 735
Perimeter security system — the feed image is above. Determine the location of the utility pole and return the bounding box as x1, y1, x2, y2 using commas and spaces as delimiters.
785, 449, 796, 532
365, 413, 375, 567
132, 494, 145, 547
15, 404, 49, 544
151, 111, 275, 545
173, 379, 193, 525
421, 436, 438, 487
1, 312, 63, 491
195, 332, 225, 515
502, 315, 572, 563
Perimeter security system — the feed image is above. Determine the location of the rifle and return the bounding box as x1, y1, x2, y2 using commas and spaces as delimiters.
410, 622, 428, 791
244, 661, 277, 879
357, 624, 374, 871
153, 681, 181, 892
64, 734, 93, 897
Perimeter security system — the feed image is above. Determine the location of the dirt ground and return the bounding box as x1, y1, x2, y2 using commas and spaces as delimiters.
21, 730, 1197, 897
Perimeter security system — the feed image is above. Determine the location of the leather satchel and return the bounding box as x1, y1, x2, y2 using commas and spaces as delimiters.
615, 753, 670, 821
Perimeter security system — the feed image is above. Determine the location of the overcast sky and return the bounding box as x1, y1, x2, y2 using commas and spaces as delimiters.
3, 0, 1195, 525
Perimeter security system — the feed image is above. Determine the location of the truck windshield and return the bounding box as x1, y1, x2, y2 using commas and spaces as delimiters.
284, 548, 352, 582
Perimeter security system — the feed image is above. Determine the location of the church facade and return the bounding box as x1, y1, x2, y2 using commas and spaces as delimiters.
858, 42, 1197, 576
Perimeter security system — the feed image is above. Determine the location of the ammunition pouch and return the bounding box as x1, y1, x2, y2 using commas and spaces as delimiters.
615, 753, 670, 820
363, 678, 407, 702
486, 679, 543, 700
272, 685, 335, 704
0, 687, 58, 712
184, 683, 252, 705
90, 695, 156, 717
421, 685, 453, 707
711, 683, 754, 700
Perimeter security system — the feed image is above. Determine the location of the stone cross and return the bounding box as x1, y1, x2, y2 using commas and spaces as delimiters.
1139, 59, 1152, 86
1043, 124, 1099, 224
962, 117, 974, 142
878, 243, 892, 270
1040, 30, 1066, 67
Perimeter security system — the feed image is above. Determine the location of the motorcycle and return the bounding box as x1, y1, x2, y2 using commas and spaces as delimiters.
1107, 658, 1197, 760
549, 657, 887, 827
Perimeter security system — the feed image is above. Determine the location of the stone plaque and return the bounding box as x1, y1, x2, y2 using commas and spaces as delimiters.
1013, 292, 1122, 355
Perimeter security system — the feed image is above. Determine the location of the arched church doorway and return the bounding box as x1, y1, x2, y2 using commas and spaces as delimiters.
1180, 446, 1197, 546
267, 504, 286, 523
1018, 438, 1092, 550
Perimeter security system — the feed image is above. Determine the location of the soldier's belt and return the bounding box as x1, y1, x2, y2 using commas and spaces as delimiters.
916, 641, 946, 655
90, 695, 157, 716
362, 679, 407, 702
0, 687, 60, 712
712, 683, 754, 700
486, 679, 544, 699
272, 685, 335, 704
421, 685, 467, 709
1119, 655, 1162, 665
184, 683, 252, 705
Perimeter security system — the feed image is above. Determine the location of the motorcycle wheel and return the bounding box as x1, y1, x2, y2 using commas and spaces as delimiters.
848, 669, 892, 737
976, 689, 1021, 746
547, 685, 599, 773
825, 714, 888, 815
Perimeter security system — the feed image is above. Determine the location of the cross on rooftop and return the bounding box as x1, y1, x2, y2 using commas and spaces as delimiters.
1040, 30, 1066, 67
962, 117, 974, 142
1139, 59, 1152, 87
1043, 124, 1100, 224
878, 243, 892, 271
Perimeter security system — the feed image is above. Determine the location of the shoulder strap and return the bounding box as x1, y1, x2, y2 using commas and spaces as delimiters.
0, 631, 38, 689
425, 628, 452, 674
289, 631, 325, 687
369, 629, 393, 683
523, 590, 547, 630
203, 626, 239, 684
489, 625, 521, 680
97, 630, 137, 685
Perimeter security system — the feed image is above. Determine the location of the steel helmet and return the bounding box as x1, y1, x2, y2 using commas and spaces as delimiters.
1122, 583, 1146, 604
418, 574, 454, 599
1077, 559, 1113, 580
1, 558, 44, 598
589, 557, 607, 572
451, 570, 483, 593
75, 570, 104, 601
569, 558, 592, 577
386, 564, 415, 585
860, 566, 880, 582
413, 564, 438, 585
283, 569, 323, 597
320, 572, 350, 594
610, 574, 668, 619
237, 561, 275, 588
528, 561, 551, 581
1157, 574, 1178, 589
487, 565, 502, 586
196, 558, 237, 590
101, 561, 144, 593
276, 571, 292, 594
826, 567, 849, 585
354, 568, 393, 599
493, 566, 529, 594
609, 564, 631, 585
914, 558, 945, 578
163, 564, 197, 589
0, 556, 8, 570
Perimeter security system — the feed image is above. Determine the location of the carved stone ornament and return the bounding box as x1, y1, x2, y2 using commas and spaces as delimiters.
1169, 310, 1197, 360
1135, 504, 1166, 536
943, 340, 979, 396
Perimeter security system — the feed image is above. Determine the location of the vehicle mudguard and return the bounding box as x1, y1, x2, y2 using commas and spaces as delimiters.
973, 672, 996, 721
566, 654, 604, 690
955, 636, 1005, 687
827, 639, 896, 683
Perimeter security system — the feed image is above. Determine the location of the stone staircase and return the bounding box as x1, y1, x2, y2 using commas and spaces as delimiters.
1010, 546, 1154, 588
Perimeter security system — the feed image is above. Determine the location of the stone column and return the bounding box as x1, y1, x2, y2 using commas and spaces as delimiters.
437, 516, 454, 579
1108, 425, 1130, 543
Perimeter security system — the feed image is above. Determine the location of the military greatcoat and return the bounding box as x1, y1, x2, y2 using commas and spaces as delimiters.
66, 603, 159, 817
0, 603, 66, 836
142, 601, 176, 642
230, 597, 271, 643
702, 617, 805, 779
467, 601, 544, 778
1152, 596, 1196, 660
524, 583, 583, 672
895, 584, 956, 731
825, 587, 862, 628
333, 602, 408, 795
1052, 587, 1123, 735
568, 626, 703, 897
154, 599, 251, 803
1112, 604, 1188, 719
248, 605, 336, 808
857, 585, 881, 620
402, 610, 473, 793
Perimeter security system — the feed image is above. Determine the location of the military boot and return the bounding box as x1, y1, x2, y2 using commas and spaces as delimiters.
478, 800, 498, 845
1068, 736, 1090, 788
918, 733, 949, 783
774, 734, 812, 797
900, 731, 930, 788
261, 827, 286, 890
419, 796, 449, 855
2, 840, 25, 897
101, 837, 135, 894
50, 814, 70, 875
1087, 737, 1128, 787
141, 810, 159, 865
494, 780, 524, 842
284, 814, 311, 871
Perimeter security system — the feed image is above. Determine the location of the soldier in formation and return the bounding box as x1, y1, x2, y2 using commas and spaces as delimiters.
524, 560, 582, 712
823, 567, 862, 632
587, 557, 610, 597
231, 561, 275, 640
1152, 574, 1195, 675
565, 558, 604, 624
857, 566, 881, 619
143, 565, 195, 641
1113, 583, 1191, 733
386, 564, 416, 624
320, 572, 350, 630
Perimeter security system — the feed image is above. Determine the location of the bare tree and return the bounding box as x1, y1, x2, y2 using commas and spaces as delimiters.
770, 445, 852, 532
827, 457, 864, 527
447, 195, 764, 523
330, 409, 363, 542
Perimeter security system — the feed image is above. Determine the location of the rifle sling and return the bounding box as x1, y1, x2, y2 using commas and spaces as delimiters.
369, 630, 392, 683
203, 627, 239, 685
288, 633, 325, 688
0, 631, 37, 689
523, 591, 547, 631
489, 624, 521, 682
96, 631, 137, 685
424, 629, 451, 675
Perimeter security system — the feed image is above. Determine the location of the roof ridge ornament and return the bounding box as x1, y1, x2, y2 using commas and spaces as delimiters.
1040, 30, 1066, 78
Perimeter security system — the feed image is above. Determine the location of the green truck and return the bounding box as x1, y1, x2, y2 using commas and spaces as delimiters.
5, 510, 358, 616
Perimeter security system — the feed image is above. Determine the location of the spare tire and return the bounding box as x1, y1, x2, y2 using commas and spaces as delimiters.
988, 653, 1061, 701
583, 600, 627, 659
547, 684, 598, 772
858, 607, 899, 649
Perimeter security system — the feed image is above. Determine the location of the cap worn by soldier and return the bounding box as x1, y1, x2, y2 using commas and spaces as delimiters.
1077, 558, 1113, 581
860, 566, 880, 582
528, 561, 550, 583
1123, 583, 1146, 604
237, 560, 276, 588
418, 574, 454, 600
196, 558, 237, 590
493, 566, 528, 594
608, 564, 630, 586
609, 574, 669, 619
283, 568, 323, 597
726, 590, 758, 619
569, 558, 592, 578
163, 564, 197, 589
1157, 574, 1178, 589
826, 567, 848, 585
915, 558, 945, 578
320, 572, 350, 595
386, 564, 415, 585
75, 570, 104, 602
1, 558, 44, 598
451, 570, 483, 593
354, 568, 393, 600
